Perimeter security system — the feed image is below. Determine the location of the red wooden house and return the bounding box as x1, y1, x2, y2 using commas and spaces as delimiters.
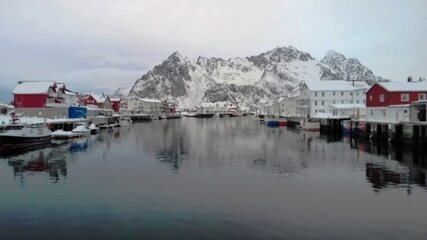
366, 81, 427, 107
110, 98, 121, 113
366, 81, 427, 122
78, 95, 98, 106
12, 81, 58, 108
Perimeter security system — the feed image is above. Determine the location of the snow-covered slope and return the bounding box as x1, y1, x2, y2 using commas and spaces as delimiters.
320, 50, 388, 84
128, 46, 385, 108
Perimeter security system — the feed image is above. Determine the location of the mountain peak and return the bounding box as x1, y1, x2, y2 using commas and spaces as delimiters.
167, 51, 192, 64
324, 50, 346, 60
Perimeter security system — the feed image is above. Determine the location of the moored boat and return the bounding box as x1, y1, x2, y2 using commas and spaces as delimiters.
279, 117, 288, 127
0, 114, 51, 152
52, 123, 90, 139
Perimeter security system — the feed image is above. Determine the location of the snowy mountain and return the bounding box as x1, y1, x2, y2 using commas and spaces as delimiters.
320, 50, 389, 84
128, 46, 385, 108
110, 87, 130, 99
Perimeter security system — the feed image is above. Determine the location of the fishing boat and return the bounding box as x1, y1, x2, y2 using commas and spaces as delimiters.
0, 111, 52, 152
278, 117, 288, 127
265, 116, 280, 127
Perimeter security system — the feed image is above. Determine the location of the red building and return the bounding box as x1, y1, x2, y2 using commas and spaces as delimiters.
78, 95, 98, 106
366, 81, 427, 107
110, 98, 121, 113
12, 81, 58, 108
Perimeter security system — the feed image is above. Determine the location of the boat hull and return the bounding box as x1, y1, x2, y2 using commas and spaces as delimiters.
0, 135, 51, 151
195, 113, 214, 118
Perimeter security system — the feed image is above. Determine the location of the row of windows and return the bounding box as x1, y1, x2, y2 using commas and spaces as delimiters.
314, 91, 366, 97
369, 93, 427, 102
314, 100, 365, 105
369, 109, 408, 117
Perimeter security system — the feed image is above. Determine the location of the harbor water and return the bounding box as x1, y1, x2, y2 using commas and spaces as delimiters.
1, 117, 426, 239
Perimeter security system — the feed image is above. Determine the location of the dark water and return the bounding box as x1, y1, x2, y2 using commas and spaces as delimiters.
1, 117, 426, 240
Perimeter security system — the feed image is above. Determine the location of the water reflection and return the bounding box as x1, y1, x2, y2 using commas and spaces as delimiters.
7, 147, 67, 183
140, 118, 427, 191
1, 128, 128, 184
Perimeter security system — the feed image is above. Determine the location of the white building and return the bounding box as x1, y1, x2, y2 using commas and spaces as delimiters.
296, 80, 370, 119
199, 102, 239, 113
127, 97, 163, 115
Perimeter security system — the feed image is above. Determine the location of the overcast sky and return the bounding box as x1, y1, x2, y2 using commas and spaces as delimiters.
0, 0, 426, 102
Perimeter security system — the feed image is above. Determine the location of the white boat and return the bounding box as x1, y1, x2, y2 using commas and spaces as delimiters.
89, 123, 100, 134
0, 114, 52, 152
51, 130, 80, 139
72, 123, 91, 135
52, 123, 90, 139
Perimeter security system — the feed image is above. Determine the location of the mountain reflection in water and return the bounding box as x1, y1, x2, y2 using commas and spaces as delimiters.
0, 118, 426, 240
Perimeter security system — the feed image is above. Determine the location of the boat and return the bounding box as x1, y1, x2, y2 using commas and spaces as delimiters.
278, 117, 288, 127
89, 123, 100, 134
51, 123, 90, 139
183, 112, 197, 117
194, 112, 215, 118
129, 114, 152, 122
0, 117, 52, 152
72, 123, 91, 135
265, 117, 280, 127
51, 130, 80, 139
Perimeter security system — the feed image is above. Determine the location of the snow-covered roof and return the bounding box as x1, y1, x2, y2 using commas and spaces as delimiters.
376, 81, 427, 92
200, 102, 216, 108
330, 103, 366, 109
64, 90, 76, 96
12, 81, 56, 94
0, 103, 13, 109
304, 80, 370, 91
91, 94, 108, 103
110, 98, 121, 102
138, 98, 161, 103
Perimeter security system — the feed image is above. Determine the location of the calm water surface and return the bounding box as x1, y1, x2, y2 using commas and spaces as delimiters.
1, 117, 426, 239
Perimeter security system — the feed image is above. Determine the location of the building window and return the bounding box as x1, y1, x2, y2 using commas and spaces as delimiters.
370, 109, 373, 116
419, 93, 426, 101
369, 95, 373, 100
382, 109, 386, 117
315, 92, 317, 97
341, 100, 344, 104
341, 92, 344, 96
314, 100, 317, 105
322, 100, 325, 105
356, 100, 359, 103
333, 100, 336, 104
322, 92, 325, 97
333, 92, 336, 96
401, 93, 409, 102
380, 94, 385, 102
